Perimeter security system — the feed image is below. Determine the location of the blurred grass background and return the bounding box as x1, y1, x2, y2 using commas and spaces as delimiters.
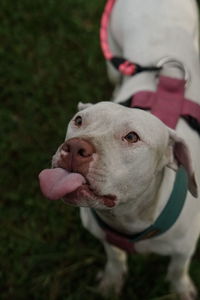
1, 0, 200, 299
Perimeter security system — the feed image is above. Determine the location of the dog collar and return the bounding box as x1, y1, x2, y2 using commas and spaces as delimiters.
91, 167, 188, 253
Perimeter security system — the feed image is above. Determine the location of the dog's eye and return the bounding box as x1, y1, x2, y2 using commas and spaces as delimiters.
74, 116, 82, 127
123, 131, 140, 143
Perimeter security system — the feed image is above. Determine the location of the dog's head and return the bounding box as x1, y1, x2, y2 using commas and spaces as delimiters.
39, 102, 198, 209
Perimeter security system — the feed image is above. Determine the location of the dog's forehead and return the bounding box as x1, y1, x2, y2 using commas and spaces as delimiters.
78, 102, 168, 139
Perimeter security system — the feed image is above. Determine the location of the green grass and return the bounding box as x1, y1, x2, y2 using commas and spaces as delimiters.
1, 0, 200, 299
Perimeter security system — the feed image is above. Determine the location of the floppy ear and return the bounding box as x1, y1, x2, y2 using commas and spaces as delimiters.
78, 102, 93, 111
167, 129, 198, 198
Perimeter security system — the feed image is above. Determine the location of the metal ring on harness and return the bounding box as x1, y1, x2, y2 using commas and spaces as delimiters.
157, 57, 190, 87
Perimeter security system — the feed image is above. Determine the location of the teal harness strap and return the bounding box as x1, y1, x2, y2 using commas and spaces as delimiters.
91, 167, 188, 251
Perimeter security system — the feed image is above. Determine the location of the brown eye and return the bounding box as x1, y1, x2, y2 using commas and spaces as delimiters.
124, 131, 140, 143
74, 115, 82, 127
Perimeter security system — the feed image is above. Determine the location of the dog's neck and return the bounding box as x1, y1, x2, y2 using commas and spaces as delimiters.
95, 167, 176, 235
113, 72, 156, 105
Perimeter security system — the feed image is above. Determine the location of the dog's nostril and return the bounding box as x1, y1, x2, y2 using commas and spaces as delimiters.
62, 144, 70, 152
78, 148, 90, 157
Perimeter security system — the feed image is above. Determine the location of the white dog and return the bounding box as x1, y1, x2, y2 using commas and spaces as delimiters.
39, 0, 200, 299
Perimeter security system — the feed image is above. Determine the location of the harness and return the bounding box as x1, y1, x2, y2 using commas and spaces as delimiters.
100, 0, 200, 132
91, 0, 200, 252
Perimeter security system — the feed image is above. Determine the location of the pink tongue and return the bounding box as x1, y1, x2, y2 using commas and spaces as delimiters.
39, 168, 86, 200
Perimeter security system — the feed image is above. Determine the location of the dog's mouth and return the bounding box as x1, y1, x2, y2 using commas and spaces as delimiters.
38, 168, 116, 208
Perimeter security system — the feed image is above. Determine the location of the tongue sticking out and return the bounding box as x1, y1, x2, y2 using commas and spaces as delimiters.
39, 168, 86, 200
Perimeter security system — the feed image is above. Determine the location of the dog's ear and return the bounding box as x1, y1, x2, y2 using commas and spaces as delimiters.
167, 129, 198, 198
77, 102, 93, 111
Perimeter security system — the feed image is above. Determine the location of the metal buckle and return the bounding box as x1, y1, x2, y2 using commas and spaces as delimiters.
157, 57, 190, 87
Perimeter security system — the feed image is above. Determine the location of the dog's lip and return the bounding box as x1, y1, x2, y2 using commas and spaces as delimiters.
39, 165, 117, 207
62, 176, 117, 208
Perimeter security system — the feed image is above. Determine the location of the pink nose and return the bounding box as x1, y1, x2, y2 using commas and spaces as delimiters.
60, 138, 95, 172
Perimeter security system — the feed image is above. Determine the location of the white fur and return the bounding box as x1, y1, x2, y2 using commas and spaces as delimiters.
68, 1, 200, 298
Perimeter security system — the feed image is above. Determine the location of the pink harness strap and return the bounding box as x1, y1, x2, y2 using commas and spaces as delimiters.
100, 0, 115, 60
132, 76, 200, 129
